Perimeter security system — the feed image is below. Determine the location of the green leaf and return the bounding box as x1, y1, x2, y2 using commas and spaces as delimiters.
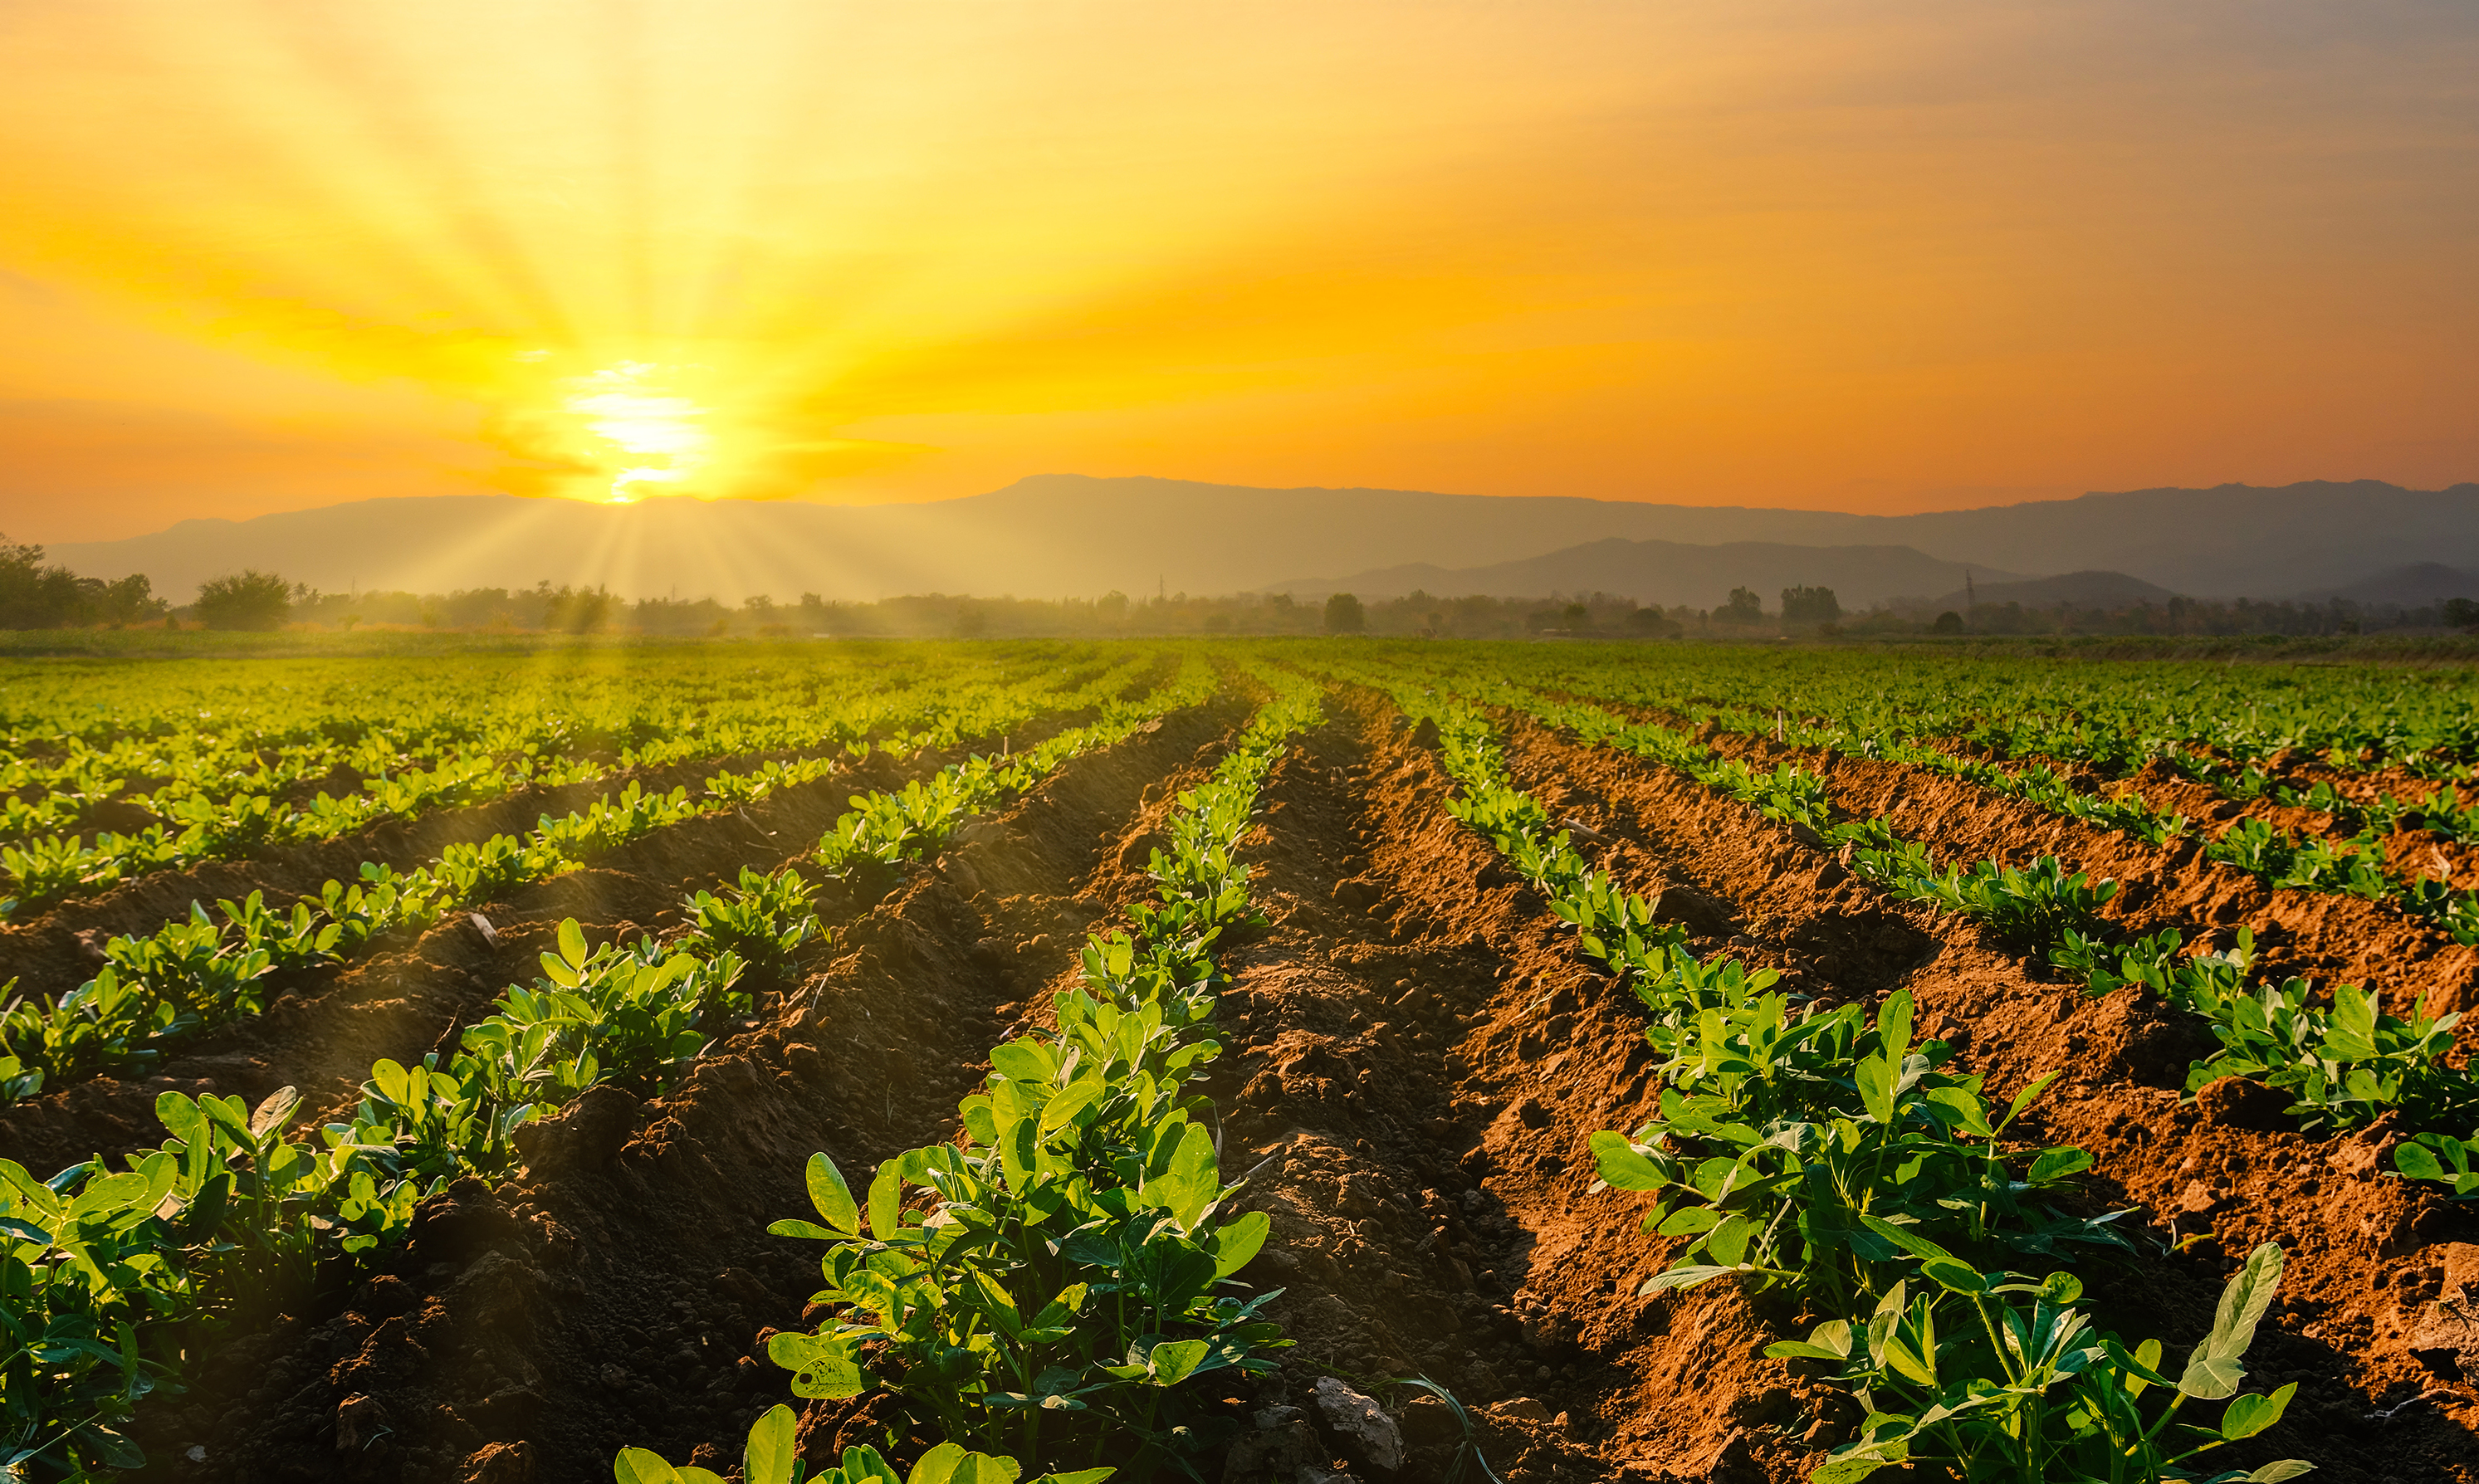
2027, 1147, 2095, 1184
2321, 985, 2378, 1062
1918, 1257, 1989, 1295
1589, 1130, 1670, 1191
1039, 1074, 1107, 1135
2003, 1069, 2063, 1125
835, 1446, 904, 1484
2180, 1242, 2286, 1400
806, 1152, 860, 1235
770, 1331, 868, 1399
909, 1443, 1023, 1484
614, 1448, 684, 1484
2222, 1383, 2297, 1441
1655, 1206, 1721, 1237
868, 1160, 902, 1241
1924, 1086, 1992, 1138
1875, 989, 1913, 1066
1206, 1210, 1270, 1277
2394, 1142, 2447, 1180
1147, 1122, 1218, 1229
1856, 1056, 1897, 1126
559, 917, 589, 965
2243, 1463, 2315, 1483
1148, 1337, 1210, 1384
743, 1406, 799, 1484
1640, 1263, 1744, 1292
1704, 1213, 1758, 1267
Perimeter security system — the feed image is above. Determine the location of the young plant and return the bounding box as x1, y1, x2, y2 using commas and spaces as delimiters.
614, 1404, 1112, 1484
1769, 1232, 2310, 1484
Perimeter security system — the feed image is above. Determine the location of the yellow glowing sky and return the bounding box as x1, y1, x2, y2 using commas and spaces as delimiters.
2, 1, 2474, 539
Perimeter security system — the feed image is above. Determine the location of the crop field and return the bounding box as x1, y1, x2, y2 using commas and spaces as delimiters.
2, 638, 2477, 1484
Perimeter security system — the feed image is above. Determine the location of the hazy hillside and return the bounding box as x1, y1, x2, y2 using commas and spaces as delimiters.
44, 474, 2479, 604
1269, 538, 2024, 610
2308, 563, 2479, 608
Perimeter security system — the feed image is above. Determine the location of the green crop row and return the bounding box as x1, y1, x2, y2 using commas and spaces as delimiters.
0, 650, 1137, 920
1455, 642, 2479, 780
1365, 643, 2479, 948
0, 657, 1166, 1107
2, 657, 1218, 1480
3, 881, 797, 1479
1455, 672, 2479, 1209
1355, 672, 2312, 1484
614, 671, 1326, 1484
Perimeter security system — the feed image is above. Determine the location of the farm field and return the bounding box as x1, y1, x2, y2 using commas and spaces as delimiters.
3, 638, 2477, 1484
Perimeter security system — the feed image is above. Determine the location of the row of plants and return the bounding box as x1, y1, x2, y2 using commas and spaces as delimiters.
0, 652, 1140, 918
1359, 671, 2313, 1484
5, 657, 1221, 1480
1442, 646, 2479, 948
0, 659, 1166, 1106
1469, 642, 2479, 781
614, 671, 1329, 1484
1458, 673, 2479, 1207
0, 643, 995, 837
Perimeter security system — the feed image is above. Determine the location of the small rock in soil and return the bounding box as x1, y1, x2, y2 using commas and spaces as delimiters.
1311, 1375, 1405, 1472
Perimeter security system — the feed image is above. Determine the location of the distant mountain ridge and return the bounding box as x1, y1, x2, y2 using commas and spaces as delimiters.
42, 474, 2479, 606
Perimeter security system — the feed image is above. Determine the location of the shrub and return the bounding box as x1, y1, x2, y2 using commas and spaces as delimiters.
193, 570, 294, 631
1781, 584, 1841, 626
1714, 586, 1765, 625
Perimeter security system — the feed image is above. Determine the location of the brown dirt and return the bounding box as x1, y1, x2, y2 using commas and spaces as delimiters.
1203, 693, 1806, 1483
0, 710, 1098, 1181
101, 676, 2479, 1484
0, 729, 973, 1013
1495, 707, 2479, 1482
1592, 694, 2479, 978
1671, 722, 2479, 1023
132, 701, 1247, 1484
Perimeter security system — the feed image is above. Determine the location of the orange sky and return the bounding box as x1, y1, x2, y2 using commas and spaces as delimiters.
2, 0, 2474, 542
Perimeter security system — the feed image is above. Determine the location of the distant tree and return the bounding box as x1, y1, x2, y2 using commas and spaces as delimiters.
1323, 592, 1366, 634
97, 574, 169, 627
545, 584, 612, 632
1781, 585, 1841, 625
193, 569, 293, 631
1098, 591, 1130, 625
1626, 607, 1681, 638
1714, 587, 1765, 625
1562, 602, 1591, 631
1932, 610, 1965, 634
0, 535, 100, 629
2446, 597, 2479, 631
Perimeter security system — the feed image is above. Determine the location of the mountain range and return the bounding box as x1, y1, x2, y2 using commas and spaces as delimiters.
42, 475, 2479, 610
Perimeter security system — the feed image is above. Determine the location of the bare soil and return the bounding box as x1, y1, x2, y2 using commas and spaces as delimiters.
126, 701, 1245, 1484
89, 682, 2479, 1484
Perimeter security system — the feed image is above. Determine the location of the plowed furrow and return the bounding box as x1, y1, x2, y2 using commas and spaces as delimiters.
149, 701, 1246, 1484
1496, 712, 2479, 1484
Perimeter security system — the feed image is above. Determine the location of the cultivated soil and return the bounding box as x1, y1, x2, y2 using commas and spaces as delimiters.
49, 678, 2479, 1484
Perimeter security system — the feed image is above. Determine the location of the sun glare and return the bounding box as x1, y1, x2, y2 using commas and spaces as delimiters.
561, 361, 710, 502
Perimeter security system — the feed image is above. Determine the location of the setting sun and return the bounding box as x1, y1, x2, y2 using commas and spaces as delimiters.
562, 362, 710, 502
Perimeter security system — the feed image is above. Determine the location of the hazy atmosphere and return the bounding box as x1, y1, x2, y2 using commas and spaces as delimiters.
4, 0, 2477, 545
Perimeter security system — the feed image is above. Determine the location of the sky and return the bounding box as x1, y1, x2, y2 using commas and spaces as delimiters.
1, 0, 2474, 543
